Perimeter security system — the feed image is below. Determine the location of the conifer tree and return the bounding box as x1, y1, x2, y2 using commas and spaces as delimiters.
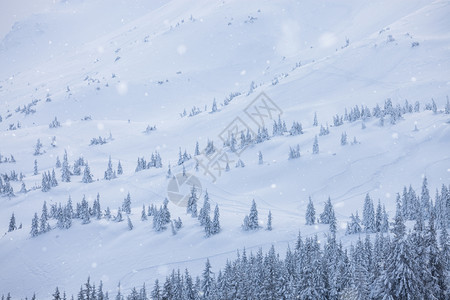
141, 205, 147, 221
8, 213, 16, 232
312, 135, 319, 154
122, 193, 131, 214
313, 112, 318, 126
117, 160, 123, 175
34, 138, 43, 156
201, 259, 214, 298
421, 176, 431, 219
187, 185, 198, 217
127, 216, 133, 230
258, 151, 263, 165
305, 197, 315, 225
34, 159, 38, 175
194, 141, 200, 156
266, 210, 272, 231
30, 213, 39, 237
61, 150, 71, 182
212, 204, 221, 234
199, 190, 211, 226
362, 193, 375, 232
243, 199, 259, 230
341, 132, 347, 145
320, 197, 334, 224
82, 162, 94, 183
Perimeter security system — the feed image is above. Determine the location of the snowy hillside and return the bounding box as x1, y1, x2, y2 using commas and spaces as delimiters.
1, 0, 450, 298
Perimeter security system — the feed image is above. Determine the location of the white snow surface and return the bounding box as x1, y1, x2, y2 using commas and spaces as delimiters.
0, 0, 450, 297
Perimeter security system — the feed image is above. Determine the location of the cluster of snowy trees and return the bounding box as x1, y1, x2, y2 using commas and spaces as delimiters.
186, 187, 220, 237
400, 177, 450, 229
135, 151, 163, 172
49, 117, 61, 129
0, 175, 15, 197
8, 212, 22, 232
346, 194, 389, 235
89, 135, 110, 146
104, 156, 122, 180
33, 139, 44, 156
14, 99, 38, 116
332, 97, 450, 129
29, 192, 137, 236
0, 153, 16, 164
18, 204, 449, 300
177, 148, 192, 165
144, 125, 156, 134
41, 169, 58, 192
150, 198, 172, 232
242, 200, 260, 231
288, 144, 301, 159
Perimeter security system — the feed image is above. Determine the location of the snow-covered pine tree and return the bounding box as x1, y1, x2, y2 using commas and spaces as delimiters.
51, 169, 58, 187
266, 210, 272, 231
141, 205, 147, 221
258, 151, 263, 165
319, 197, 334, 224
346, 212, 362, 235
341, 132, 347, 145
204, 214, 212, 237
443, 96, 450, 114
305, 197, 315, 225
374, 205, 423, 299
81, 196, 90, 224
171, 220, 177, 235
166, 163, 172, 178
243, 199, 259, 230
198, 190, 211, 226
423, 213, 446, 299
375, 200, 382, 232
41, 173, 50, 192
174, 217, 182, 230
8, 213, 16, 232
19, 182, 27, 193
187, 185, 198, 217
194, 141, 200, 156
82, 162, 94, 183
312, 135, 319, 154
201, 259, 214, 298
362, 193, 375, 232
235, 159, 245, 168
288, 144, 300, 160
151, 279, 161, 300
56, 156, 61, 168
289, 121, 303, 136
117, 161, 123, 175
104, 156, 114, 180
105, 207, 111, 220
115, 208, 123, 222
122, 193, 132, 214
34, 138, 43, 156
161, 198, 171, 225
182, 164, 186, 177
421, 176, 431, 219
30, 213, 39, 237
212, 204, 220, 234
34, 159, 38, 175
204, 139, 215, 155
40, 201, 49, 233
313, 112, 318, 127
211, 98, 217, 113
127, 216, 133, 230
61, 150, 71, 182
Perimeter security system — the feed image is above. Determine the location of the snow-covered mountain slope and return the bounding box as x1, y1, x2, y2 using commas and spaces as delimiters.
0, 0, 449, 298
